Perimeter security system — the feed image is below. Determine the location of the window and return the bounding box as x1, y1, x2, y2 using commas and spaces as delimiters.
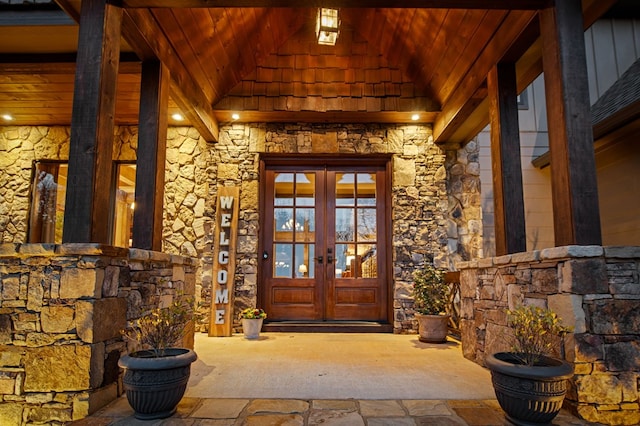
28, 162, 67, 243
28, 161, 136, 247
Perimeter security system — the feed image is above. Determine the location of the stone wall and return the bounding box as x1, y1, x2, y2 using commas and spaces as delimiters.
0, 243, 197, 424
0, 124, 482, 334
458, 245, 640, 425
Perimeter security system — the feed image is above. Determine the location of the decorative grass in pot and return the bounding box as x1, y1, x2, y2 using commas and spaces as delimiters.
118, 297, 197, 420
485, 305, 574, 425
239, 307, 267, 339
412, 264, 451, 343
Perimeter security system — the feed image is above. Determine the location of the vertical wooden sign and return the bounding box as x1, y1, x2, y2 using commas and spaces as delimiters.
208, 186, 239, 337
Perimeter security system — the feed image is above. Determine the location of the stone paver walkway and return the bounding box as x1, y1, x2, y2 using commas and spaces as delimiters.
71, 396, 598, 425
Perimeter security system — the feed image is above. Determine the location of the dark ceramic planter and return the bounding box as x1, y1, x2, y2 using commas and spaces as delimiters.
118, 348, 197, 420
485, 352, 574, 425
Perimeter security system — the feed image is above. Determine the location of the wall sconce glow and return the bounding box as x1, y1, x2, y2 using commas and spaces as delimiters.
231, 113, 240, 120
316, 8, 340, 46
411, 114, 420, 121
2, 114, 14, 121
171, 113, 184, 121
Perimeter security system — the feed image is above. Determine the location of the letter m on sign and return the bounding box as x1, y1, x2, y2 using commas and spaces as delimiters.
215, 288, 229, 304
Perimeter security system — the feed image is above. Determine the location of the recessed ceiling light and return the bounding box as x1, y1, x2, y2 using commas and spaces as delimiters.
171, 113, 184, 121
2, 114, 14, 121
411, 114, 420, 121
231, 113, 240, 120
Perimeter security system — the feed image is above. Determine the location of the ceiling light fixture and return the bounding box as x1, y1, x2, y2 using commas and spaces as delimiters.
411, 114, 420, 121
2, 114, 14, 121
316, 8, 340, 46
231, 113, 240, 120
171, 113, 184, 121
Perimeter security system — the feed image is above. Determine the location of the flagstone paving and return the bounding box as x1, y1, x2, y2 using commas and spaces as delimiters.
70, 396, 601, 425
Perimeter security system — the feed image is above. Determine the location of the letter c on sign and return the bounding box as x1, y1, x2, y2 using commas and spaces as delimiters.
218, 250, 229, 264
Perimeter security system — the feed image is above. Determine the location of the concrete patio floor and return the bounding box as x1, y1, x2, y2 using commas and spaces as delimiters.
75, 332, 601, 425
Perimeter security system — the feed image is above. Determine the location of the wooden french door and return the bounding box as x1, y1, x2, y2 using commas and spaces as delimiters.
261, 161, 389, 322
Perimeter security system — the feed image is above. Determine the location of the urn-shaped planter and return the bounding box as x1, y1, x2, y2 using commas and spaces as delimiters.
118, 348, 197, 420
415, 313, 450, 343
485, 352, 574, 425
242, 318, 264, 339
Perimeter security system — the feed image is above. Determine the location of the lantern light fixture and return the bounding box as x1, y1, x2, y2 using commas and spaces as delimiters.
316, 8, 340, 46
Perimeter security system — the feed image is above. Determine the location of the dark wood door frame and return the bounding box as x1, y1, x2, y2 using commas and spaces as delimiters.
257, 154, 394, 331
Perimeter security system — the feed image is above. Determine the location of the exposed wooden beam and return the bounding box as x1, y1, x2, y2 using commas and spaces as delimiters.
122, 8, 219, 142
434, 0, 616, 145
541, 0, 602, 246
63, 0, 122, 244
488, 62, 526, 255
433, 10, 537, 144
133, 61, 169, 251
122, 0, 550, 9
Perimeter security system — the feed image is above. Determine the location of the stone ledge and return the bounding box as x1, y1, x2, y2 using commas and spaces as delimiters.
541, 245, 604, 260
604, 246, 640, 259
0, 244, 19, 256
18, 244, 56, 256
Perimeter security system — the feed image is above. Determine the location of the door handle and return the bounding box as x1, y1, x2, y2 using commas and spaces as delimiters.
327, 254, 333, 263
315, 256, 323, 264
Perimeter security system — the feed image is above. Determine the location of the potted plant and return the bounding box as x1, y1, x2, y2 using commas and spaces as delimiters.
485, 305, 574, 425
239, 307, 267, 339
412, 263, 451, 343
118, 297, 197, 420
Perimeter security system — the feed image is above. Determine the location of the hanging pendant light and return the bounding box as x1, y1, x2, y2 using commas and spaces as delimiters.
316, 8, 340, 46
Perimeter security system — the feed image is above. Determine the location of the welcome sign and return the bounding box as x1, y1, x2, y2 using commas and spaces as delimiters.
208, 186, 239, 337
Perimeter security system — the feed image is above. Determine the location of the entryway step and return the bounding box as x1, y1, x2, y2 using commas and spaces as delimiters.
262, 321, 393, 333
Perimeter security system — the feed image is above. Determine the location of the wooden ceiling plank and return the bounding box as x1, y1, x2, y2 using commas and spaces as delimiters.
121, 0, 549, 9
433, 10, 537, 144
435, 10, 508, 106
151, 8, 218, 102
123, 8, 219, 141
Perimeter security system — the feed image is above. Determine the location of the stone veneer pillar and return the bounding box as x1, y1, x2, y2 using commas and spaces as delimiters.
458, 245, 640, 425
0, 243, 197, 424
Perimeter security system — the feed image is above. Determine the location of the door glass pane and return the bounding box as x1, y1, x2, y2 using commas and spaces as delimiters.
295, 173, 315, 206
113, 163, 136, 248
274, 173, 294, 206
274, 208, 294, 241
336, 173, 355, 206
335, 208, 354, 242
358, 244, 377, 278
295, 208, 315, 241
357, 173, 376, 206
295, 244, 314, 278
357, 208, 376, 241
274, 243, 292, 278
334, 243, 355, 278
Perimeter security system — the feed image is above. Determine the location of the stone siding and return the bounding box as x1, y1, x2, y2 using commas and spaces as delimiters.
0, 243, 197, 424
0, 124, 482, 334
207, 123, 481, 333
458, 245, 640, 425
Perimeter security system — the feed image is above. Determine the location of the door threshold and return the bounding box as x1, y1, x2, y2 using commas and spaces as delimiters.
262, 321, 393, 333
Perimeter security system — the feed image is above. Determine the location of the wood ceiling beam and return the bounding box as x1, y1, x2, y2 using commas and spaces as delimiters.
433, 0, 616, 145
122, 8, 219, 142
122, 0, 551, 9
433, 10, 537, 144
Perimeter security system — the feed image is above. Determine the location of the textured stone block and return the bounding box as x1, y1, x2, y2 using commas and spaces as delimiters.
575, 374, 622, 404
60, 268, 103, 299
541, 245, 604, 260
605, 341, 640, 372
40, 305, 75, 333
561, 259, 608, 294
0, 314, 11, 344
570, 334, 604, 363
548, 294, 586, 333
588, 300, 640, 335
76, 298, 127, 343
1, 276, 20, 299
24, 345, 92, 392
0, 403, 23, 425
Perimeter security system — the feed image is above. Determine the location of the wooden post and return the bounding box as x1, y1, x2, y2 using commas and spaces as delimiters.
132, 61, 169, 251
63, 0, 122, 243
487, 62, 526, 255
540, 0, 602, 246
209, 187, 240, 337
